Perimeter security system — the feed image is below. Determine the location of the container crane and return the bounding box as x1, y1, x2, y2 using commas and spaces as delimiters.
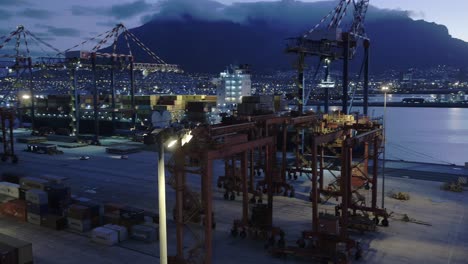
286, 0, 370, 115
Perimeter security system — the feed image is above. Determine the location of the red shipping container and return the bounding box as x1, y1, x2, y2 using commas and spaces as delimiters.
0, 199, 27, 222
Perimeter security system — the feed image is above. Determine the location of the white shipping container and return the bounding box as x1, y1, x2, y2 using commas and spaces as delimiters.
91, 227, 119, 246
68, 218, 91, 232
103, 224, 128, 242
0, 182, 20, 198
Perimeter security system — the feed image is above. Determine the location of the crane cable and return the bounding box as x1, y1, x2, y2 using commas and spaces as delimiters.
304, 59, 324, 106
25, 30, 64, 56
348, 50, 368, 113
387, 142, 455, 165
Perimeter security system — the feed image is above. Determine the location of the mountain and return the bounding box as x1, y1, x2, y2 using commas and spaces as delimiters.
117, 0, 468, 73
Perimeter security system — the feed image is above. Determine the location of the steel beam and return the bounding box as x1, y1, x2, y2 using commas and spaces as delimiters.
352, 128, 382, 145
209, 122, 255, 137
206, 137, 274, 160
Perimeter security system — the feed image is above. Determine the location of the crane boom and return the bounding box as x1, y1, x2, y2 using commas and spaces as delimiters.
285, 0, 371, 115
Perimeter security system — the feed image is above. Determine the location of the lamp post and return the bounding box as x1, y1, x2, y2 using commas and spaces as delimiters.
158, 138, 169, 264
157, 130, 193, 264
381, 85, 389, 209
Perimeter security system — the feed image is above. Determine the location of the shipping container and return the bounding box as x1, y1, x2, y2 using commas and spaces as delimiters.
0, 233, 33, 264
91, 227, 119, 246
0, 242, 18, 264
130, 225, 157, 243
26, 202, 48, 215
0, 182, 20, 198
68, 218, 91, 233
41, 214, 67, 230
27, 213, 42, 225
25, 189, 48, 205
19, 177, 51, 191
0, 200, 27, 221
68, 204, 91, 220
102, 224, 128, 242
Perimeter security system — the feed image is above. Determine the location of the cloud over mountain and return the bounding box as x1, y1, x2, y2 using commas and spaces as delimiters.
114, 0, 468, 73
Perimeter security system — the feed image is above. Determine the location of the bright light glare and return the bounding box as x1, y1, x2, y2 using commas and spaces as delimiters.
167, 139, 177, 148
181, 131, 193, 146
22, 94, 31, 99
381, 86, 389, 91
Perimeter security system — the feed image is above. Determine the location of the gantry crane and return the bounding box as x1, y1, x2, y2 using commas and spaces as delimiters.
1, 24, 181, 145
286, 0, 370, 115
60, 23, 181, 144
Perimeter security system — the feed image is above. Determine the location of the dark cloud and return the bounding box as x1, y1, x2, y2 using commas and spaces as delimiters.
142, 0, 411, 29
47, 26, 80, 37
0, 9, 12, 19
142, 0, 226, 23
110, 0, 153, 19
18, 8, 53, 19
0, 0, 30, 6
96, 21, 119, 28
73, 0, 154, 19
70, 6, 105, 16
36, 24, 80, 37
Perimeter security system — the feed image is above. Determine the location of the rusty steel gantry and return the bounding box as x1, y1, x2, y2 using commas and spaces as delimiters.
165, 111, 386, 264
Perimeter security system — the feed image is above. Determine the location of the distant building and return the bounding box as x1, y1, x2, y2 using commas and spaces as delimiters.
216, 65, 251, 110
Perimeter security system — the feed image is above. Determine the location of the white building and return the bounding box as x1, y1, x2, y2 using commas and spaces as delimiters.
216, 65, 251, 110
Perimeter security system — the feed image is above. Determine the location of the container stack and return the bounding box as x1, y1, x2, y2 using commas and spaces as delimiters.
1, 172, 160, 250
25, 189, 48, 225
67, 204, 92, 232
119, 206, 145, 231
0, 179, 26, 222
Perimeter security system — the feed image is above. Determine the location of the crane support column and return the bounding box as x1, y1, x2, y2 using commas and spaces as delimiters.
129, 56, 136, 128
111, 56, 117, 132
297, 54, 305, 115
91, 53, 100, 145
324, 59, 330, 114
363, 39, 370, 116
27, 57, 35, 131
342, 33, 350, 115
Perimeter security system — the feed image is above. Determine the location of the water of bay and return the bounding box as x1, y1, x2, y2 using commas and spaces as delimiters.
367, 107, 468, 166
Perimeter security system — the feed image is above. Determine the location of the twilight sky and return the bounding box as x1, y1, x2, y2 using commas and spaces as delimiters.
0, 0, 466, 54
